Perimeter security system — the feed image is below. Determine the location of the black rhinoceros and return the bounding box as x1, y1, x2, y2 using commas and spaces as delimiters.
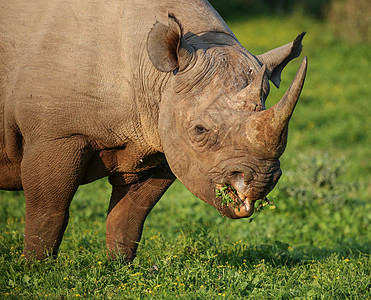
0, 0, 307, 261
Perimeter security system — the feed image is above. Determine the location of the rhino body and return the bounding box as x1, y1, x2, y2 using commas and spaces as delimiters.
0, 0, 307, 261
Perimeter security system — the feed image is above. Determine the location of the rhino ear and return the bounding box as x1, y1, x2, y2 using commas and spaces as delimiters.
147, 13, 194, 73
257, 32, 305, 88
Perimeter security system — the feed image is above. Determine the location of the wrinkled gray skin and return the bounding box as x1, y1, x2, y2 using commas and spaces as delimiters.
0, 0, 307, 261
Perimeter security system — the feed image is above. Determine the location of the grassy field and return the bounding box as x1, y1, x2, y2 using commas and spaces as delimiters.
1, 12, 370, 299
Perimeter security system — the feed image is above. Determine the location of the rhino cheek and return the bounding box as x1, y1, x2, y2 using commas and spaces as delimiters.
163, 137, 214, 203
160, 136, 223, 211
158, 101, 214, 204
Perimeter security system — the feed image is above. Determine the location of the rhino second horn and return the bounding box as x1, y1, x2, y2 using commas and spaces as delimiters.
235, 65, 267, 111
245, 64, 266, 102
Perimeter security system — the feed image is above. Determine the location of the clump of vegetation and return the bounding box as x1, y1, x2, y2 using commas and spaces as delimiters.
215, 185, 238, 208
249, 197, 276, 222
255, 197, 276, 212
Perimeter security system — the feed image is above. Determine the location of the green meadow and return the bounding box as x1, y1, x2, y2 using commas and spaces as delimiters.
1, 9, 370, 300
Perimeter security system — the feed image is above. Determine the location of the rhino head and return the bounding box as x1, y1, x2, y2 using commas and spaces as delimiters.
148, 15, 307, 218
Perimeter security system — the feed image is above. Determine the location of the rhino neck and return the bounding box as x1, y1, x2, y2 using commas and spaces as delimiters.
133, 57, 172, 154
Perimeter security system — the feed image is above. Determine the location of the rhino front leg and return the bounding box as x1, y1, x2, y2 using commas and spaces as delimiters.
21, 137, 92, 260
106, 164, 175, 262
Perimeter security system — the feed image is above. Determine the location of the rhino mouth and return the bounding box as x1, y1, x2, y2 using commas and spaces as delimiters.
215, 184, 256, 218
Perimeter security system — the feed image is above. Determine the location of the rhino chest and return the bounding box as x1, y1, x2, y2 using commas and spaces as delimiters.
83, 143, 165, 184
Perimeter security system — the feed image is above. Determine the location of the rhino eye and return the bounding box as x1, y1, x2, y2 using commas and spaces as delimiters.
195, 125, 209, 135
189, 123, 217, 150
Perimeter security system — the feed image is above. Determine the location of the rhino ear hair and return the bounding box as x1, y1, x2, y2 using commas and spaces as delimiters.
257, 32, 306, 88
147, 13, 194, 73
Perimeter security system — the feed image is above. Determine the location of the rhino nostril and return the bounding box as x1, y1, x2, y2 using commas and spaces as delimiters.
229, 170, 254, 188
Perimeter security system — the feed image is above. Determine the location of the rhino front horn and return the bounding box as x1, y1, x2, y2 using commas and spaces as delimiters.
265, 56, 308, 156
245, 57, 307, 158
271, 56, 308, 129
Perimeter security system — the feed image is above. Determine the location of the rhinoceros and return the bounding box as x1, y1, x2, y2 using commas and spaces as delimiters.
0, 0, 307, 261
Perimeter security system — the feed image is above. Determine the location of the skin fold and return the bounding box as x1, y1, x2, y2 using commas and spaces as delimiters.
0, 0, 307, 261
